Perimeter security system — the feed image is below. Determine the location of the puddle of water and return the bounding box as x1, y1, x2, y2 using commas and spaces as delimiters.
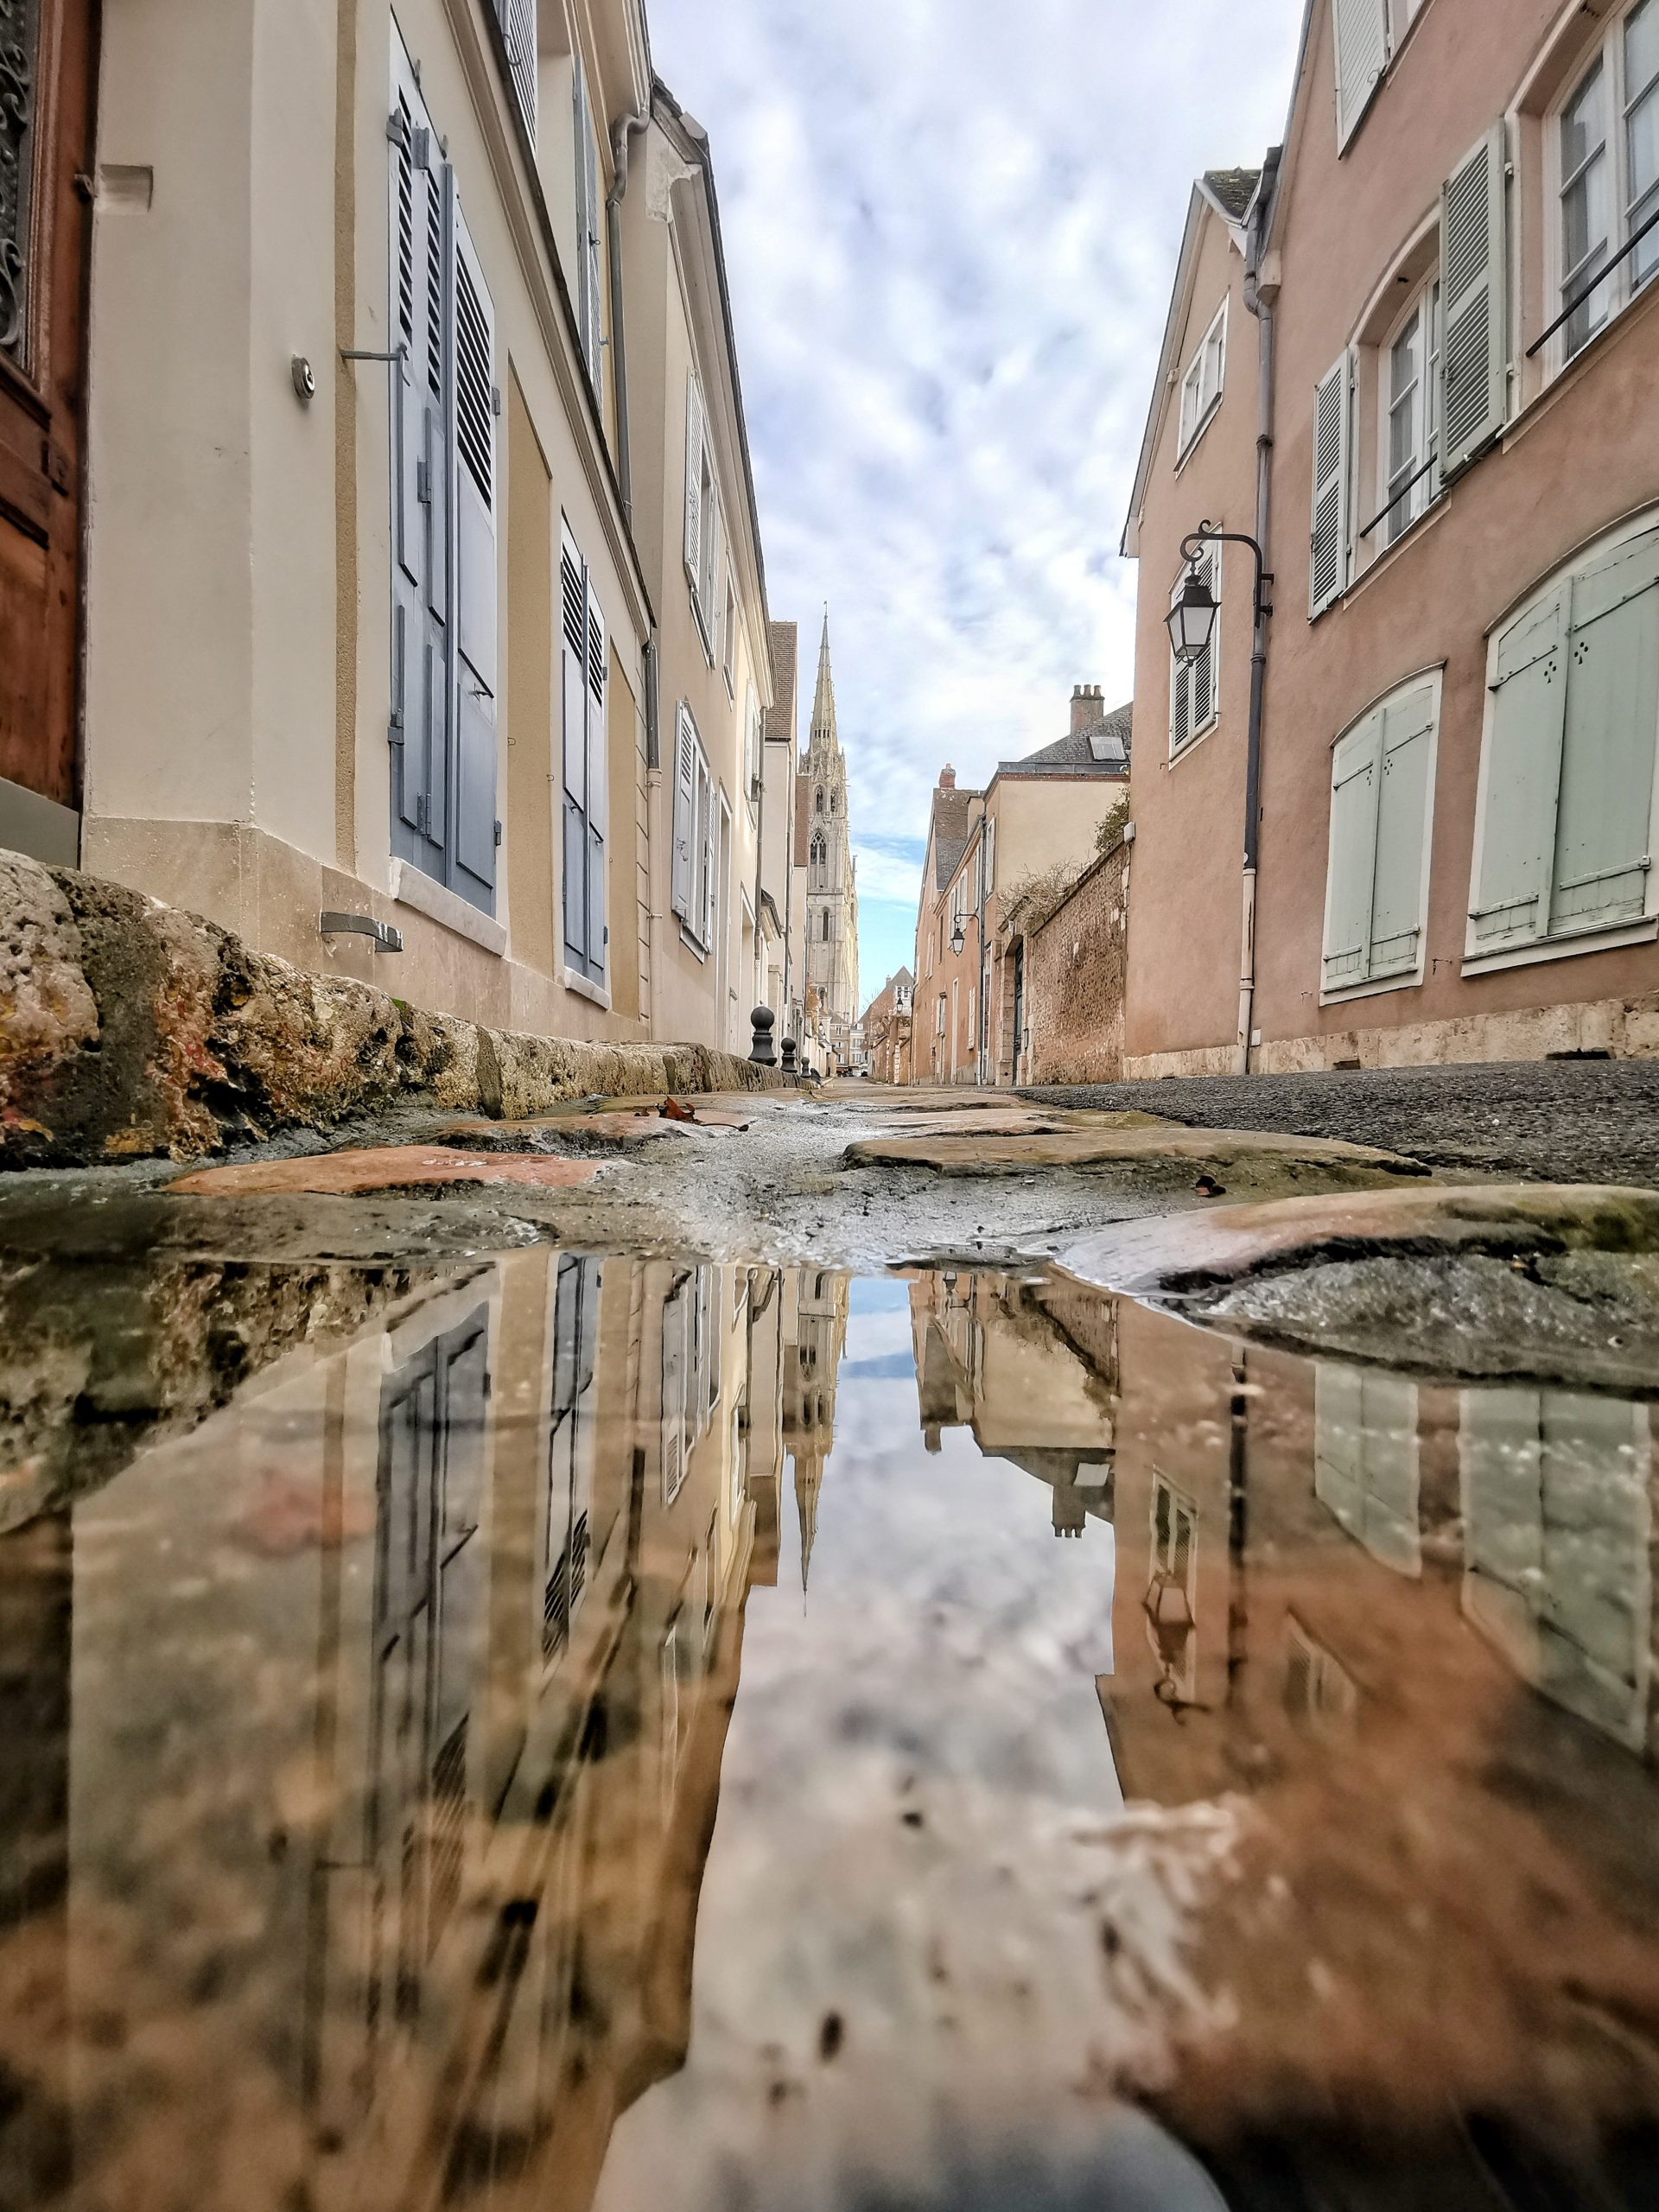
2, 1251, 1658, 2209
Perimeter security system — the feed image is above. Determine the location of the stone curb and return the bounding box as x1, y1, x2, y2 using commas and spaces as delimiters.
0, 850, 779, 1167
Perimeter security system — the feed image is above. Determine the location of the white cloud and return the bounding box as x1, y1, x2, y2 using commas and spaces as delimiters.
648, 0, 1304, 992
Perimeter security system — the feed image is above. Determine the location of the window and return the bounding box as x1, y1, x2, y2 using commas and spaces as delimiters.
671, 703, 717, 951
1313, 1364, 1421, 1575
821, 907, 831, 942
1553, 1, 1659, 366
1380, 280, 1440, 545
744, 682, 760, 798
1332, 0, 1424, 152
1177, 302, 1226, 460
683, 374, 720, 652
1169, 543, 1220, 753
809, 831, 827, 888
1322, 674, 1437, 996
560, 524, 608, 986
1468, 518, 1659, 967
722, 573, 737, 692
491, 0, 537, 140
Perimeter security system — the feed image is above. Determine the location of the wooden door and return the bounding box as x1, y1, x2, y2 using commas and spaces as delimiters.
0, 0, 98, 830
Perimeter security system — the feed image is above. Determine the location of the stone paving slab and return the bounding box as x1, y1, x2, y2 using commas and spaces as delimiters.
1057, 1179, 1659, 1295
842, 1124, 1432, 1184
169, 1146, 603, 1197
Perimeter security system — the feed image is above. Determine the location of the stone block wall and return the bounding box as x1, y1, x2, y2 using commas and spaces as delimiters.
1021, 838, 1129, 1086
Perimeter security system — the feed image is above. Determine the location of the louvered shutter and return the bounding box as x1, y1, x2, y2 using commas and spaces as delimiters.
1440, 127, 1507, 480
671, 708, 696, 918
1471, 589, 1567, 950
1192, 544, 1218, 730
1309, 354, 1351, 618
1370, 684, 1434, 978
699, 762, 717, 946
453, 202, 499, 903
1553, 529, 1659, 933
660, 1276, 690, 1504
683, 375, 703, 583
1332, 0, 1390, 151
390, 56, 452, 868
493, 0, 537, 140
561, 531, 591, 963
585, 582, 608, 979
573, 58, 602, 383
1323, 711, 1382, 988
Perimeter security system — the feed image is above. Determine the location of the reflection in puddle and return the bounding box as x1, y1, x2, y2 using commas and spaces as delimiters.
2, 1254, 1658, 2209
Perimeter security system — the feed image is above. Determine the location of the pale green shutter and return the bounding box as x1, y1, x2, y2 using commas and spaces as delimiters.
1471, 590, 1567, 950
1310, 355, 1351, 617
1440, 126, 1507, 480
1369, 683, 1434, 978
1553, 529, 1659, 933
1332, 0, 1390, 150
1323, 709, 1381, 987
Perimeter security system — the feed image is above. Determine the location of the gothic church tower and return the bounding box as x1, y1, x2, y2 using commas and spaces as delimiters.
801, 612, 859, 1068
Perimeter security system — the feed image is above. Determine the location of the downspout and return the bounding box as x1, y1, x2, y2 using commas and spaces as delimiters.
1237, 154, 1280, 1075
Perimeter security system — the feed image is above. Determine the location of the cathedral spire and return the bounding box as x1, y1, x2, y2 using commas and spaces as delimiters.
810, 606, 836, 747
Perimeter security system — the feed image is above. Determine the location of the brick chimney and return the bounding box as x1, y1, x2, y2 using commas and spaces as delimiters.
938, 765, 957, 789
1071, 683, 1104, 735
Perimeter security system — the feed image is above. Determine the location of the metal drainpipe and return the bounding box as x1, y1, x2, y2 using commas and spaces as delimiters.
1238, 174, 1278, 1076
607, 107, 649, 524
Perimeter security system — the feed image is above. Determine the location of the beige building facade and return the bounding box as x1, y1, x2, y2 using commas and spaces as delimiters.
40, 0, 772, 1061
1124, 0, 1659, 1076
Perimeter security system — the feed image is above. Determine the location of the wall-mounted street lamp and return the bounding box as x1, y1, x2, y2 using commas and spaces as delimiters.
1165, 564, 1220, 667
950, 919, 966, 956
1166, 519, 1274, 1074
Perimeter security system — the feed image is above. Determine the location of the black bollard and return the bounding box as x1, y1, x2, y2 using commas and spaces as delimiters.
749, 1005, 778, 1067
779, 1035, 798, 1083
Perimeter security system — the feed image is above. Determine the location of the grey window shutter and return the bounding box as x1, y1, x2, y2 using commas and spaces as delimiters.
1323, 709, 1382, 987
493, 0, 537, 140
1332, 0, 1390, 152
1440, 126, 1507, 480
1552, 529, 1659, 933
453, 202, 499, 905
1369, 684, 1435, 978
585, 579, 609, 981
572, 58, 602, 383
683, 374, 703, 584
1310, 353, 1351, 618
1470, 589, 1568, 950
671, 709, 696, 918
562, 532, 590, 964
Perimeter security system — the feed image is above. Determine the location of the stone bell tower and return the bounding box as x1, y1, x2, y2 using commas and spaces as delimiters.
800, 610, 859, 1068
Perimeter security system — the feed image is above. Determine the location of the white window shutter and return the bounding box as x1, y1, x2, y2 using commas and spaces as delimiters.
1440, 125, 1507, 480
1323, 711, 1382, 988
1470, 590, 1568, 950
494, 0, 537, 140
1310, 353, 1351, 618
671, 709, 696, 918
1332, 0, 1390, 151
683, 375, 703, 584
1552, 531, 1659, 932
1369, 684, 1435, 979
452, 200, 499, 905
585, 579, 608, 979
700, 767, 717, 945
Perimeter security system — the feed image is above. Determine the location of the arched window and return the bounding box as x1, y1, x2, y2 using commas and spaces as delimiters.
821, 909, 831, 941
809, 831, 827, 888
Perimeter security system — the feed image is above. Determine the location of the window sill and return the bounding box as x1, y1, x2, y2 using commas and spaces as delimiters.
1167, 715, 1220, 766
390, 860, 507, 957
1462, 913, 1657, 977
562, 964, 612, 1009
1319, 967, 1424, 1008
678, 921, 710, 962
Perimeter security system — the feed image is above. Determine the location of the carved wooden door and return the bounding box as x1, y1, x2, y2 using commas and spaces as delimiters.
0, 0, 97, 832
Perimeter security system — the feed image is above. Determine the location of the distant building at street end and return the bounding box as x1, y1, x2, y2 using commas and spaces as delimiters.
1122, 0, 1659, 1075
862, 967, 916, 1085
912, 690, 1129, 1084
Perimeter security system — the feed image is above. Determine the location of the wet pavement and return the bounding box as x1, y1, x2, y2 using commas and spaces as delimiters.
3, 1237, 1659, 2210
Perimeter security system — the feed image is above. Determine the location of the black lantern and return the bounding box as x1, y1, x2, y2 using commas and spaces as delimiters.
950, 919, 966, 955
1166, 563, 1219, 667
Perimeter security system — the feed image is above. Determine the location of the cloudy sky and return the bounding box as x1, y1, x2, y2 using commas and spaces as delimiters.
649, 0, 1306, 995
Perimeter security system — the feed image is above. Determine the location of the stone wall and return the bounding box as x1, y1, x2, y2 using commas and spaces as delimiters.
0, 854, 777, 1168
1021, 837, 1129, 1086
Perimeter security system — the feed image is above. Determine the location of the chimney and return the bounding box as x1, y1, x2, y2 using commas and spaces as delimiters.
938, 765, 957, 789
1071, 683, 1104, 736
